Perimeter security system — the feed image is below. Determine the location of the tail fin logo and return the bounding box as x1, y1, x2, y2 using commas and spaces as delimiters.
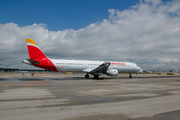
26, 39, 38, 47
26, 38, 47, 59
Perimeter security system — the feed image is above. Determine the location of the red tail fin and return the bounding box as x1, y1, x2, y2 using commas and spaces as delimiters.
26, 39, 47, 59
24, 39, 58, 71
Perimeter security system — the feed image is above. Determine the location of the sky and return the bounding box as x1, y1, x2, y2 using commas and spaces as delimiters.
0, 0, 180, 71
1, 0, 141, 31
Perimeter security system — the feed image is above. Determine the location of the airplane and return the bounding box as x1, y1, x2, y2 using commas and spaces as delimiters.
22, 39, 141, 79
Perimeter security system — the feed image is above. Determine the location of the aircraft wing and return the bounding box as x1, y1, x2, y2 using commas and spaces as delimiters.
83, 62, 111, 74
82, 68, 94, 73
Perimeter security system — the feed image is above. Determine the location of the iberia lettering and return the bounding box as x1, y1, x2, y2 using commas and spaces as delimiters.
110, 62, 125, 65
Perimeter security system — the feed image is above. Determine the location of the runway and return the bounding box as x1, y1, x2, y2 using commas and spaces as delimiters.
0, 73, 180, 120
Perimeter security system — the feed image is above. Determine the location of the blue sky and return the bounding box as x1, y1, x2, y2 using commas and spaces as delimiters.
0, 0, 150, 31
0, 0, 180, 71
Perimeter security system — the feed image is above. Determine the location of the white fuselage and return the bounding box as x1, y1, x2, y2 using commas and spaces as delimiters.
51, 59, 141, 73
24, 39, 141, 78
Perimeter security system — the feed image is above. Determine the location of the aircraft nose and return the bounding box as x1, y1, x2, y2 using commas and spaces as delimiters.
137, 66, 141, 70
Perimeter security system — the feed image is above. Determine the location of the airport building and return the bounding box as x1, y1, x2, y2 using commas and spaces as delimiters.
0, 68, 51, 73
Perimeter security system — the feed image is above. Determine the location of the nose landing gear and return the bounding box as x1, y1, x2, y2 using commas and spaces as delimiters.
129, 72, 132, 78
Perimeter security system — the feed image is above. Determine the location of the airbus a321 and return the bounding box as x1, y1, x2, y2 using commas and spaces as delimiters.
22, 39, 141, 79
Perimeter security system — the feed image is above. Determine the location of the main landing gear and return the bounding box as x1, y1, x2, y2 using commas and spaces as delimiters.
94, 75, 99, 79
129, 72, 132, 78
85, 74, 89, 78
85, 73, 99, 79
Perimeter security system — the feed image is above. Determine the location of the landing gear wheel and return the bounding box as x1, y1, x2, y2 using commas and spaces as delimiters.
85, 74, 89, 78
94, 75, 99, 79
129, 72, 132, 78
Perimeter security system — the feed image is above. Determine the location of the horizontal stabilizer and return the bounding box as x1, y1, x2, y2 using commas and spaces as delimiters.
26, 59, 40, 64
22, 59, 40, 65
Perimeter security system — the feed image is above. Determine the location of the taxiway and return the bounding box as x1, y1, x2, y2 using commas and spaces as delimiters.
0, 73, 180, 120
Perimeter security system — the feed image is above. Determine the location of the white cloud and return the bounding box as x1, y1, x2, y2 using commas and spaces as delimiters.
0, 0, 180, 70
158, 59, 180, 63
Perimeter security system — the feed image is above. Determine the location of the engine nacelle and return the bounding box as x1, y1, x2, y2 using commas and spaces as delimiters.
106, 69, 118, 76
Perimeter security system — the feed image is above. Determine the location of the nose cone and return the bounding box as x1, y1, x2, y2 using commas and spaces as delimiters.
137, 66, 141, 71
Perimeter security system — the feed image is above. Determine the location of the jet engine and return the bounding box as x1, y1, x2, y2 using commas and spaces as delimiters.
106, 69, 118, 76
